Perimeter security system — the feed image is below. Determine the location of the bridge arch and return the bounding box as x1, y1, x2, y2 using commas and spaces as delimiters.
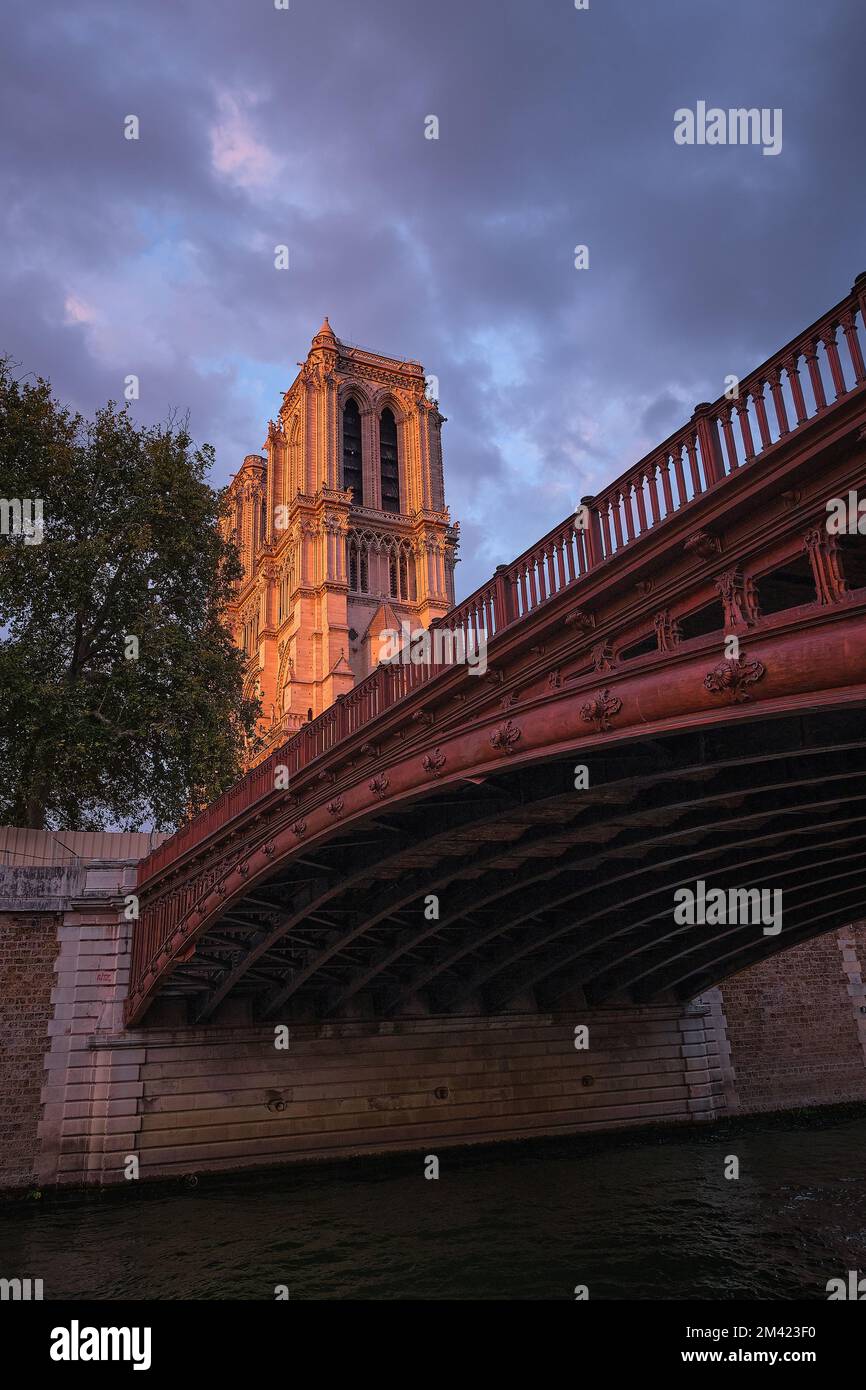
127, 274, 866, 1028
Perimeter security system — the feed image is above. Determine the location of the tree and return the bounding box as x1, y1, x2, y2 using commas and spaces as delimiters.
0, 359, 261, 830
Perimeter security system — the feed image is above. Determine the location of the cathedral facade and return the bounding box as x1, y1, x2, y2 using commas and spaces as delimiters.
223, 318, 459, 757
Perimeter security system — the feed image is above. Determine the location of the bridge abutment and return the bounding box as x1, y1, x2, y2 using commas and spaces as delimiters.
2, 830, 866, 1191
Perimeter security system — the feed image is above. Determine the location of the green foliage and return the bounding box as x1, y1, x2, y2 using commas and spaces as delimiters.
0, 358, 260, 830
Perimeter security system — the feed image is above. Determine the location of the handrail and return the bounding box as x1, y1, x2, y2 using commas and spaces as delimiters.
137, 274, 866, 888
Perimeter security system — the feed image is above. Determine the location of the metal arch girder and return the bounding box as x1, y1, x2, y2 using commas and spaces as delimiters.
408, 805, 866, 1015
327, 741, 858, 1015
254, 744, 731, 1017
623, 867, 866, 1002
680, 905, 866, 1001
194, 780, 524, 1020
379, 755, 866, 1014
526, 820, 866, 1010
319, 761, 723, 1013
648, 889, 866, 1004
162, 714, 866, 1023
473, 795, 866, 1013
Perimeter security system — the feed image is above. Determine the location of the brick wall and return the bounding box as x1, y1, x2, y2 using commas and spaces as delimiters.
0, 912, 59, 1187
718, 925, 866, 1111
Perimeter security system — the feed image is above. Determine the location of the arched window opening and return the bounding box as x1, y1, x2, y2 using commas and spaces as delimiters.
399, 550, 408, 599
389, 550, 398, 597
342, 399, 364, 504
348, 536, 370, 594
380, 408, 400, 513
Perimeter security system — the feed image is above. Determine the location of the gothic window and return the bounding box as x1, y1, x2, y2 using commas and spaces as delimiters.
342, 398, 363, 504
260, 496, 267, 543
385, 543, 414, 600
380, 408, 400, 513
348, 536, 369, 594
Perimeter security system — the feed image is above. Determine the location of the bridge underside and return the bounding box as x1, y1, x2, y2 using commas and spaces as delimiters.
145, 708, 866, 1026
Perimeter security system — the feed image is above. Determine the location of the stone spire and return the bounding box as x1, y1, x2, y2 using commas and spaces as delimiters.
312, 316, 338, 348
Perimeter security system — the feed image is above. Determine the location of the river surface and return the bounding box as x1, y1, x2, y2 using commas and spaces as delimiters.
2, 1110, 866, 1300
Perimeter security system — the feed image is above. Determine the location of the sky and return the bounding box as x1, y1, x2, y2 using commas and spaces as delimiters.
1, 0, 864, 599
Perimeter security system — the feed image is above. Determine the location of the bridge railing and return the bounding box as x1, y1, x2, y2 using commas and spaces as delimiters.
590, 277, 866, 559
137, 275, 866, 887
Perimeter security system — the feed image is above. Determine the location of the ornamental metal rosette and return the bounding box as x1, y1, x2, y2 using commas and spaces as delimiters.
422, 747, 446, 777
580, 689, 622, 733
704, 656, 766, 703
490, 720, 521, 755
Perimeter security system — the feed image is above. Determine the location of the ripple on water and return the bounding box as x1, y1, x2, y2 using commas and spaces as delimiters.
1, 1112, 865, 1299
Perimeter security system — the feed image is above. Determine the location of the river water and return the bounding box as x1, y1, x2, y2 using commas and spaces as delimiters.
2, 1110, 865, 1300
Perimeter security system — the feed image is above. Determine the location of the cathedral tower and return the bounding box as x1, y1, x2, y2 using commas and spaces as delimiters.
223, 320, 459, 757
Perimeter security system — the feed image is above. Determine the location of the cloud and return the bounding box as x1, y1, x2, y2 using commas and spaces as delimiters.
63, 294, 96, 326
0, 0, 863, 599
209, 90, 282, 192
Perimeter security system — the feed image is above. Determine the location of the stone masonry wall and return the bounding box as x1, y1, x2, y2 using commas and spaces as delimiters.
0, 912, 60, 1187
35, 885, 725, 1186
717, 925, 866, 1111
3, 833, 866, 1190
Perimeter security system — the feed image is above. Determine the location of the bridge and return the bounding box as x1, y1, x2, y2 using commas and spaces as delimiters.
127, 274, 866, 1032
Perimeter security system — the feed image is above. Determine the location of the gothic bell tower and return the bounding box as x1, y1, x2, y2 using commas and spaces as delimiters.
223, 319, 459, 757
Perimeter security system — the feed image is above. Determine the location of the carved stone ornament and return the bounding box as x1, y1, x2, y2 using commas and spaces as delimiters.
703, 655, 766, 703
490, 720, 521, 755
580, 688, 622, 732
291, 820, 307, 837
327, 797, 345, 817
369, 773, 390, 799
